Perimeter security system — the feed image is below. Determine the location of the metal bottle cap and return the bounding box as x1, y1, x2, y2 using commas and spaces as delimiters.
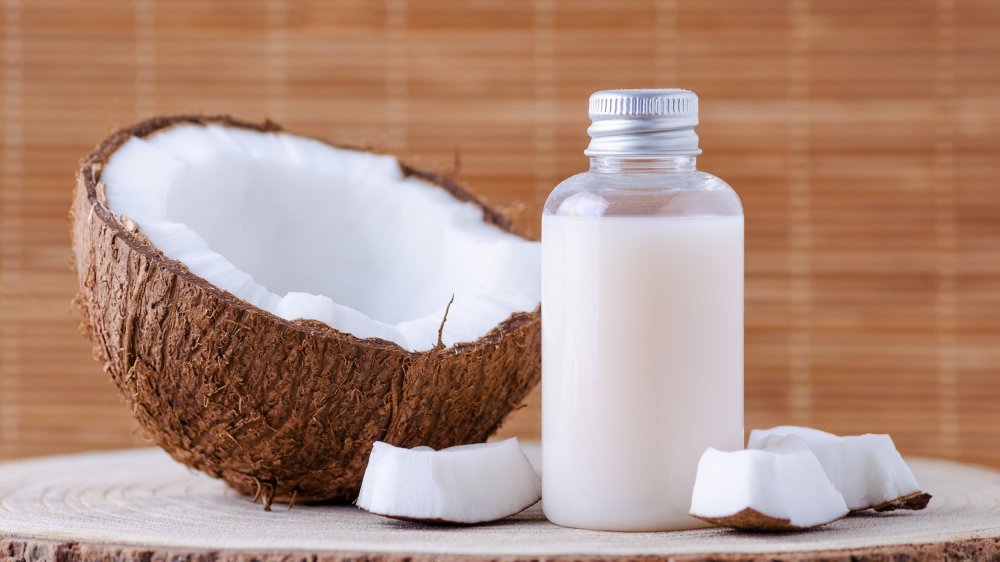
585, 89, 701, 157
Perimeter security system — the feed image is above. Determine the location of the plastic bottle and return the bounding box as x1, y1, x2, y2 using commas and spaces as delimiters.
541, 89, 744, 531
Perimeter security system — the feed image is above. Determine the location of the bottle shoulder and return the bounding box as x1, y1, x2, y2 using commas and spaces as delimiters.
543, 169, 743, 218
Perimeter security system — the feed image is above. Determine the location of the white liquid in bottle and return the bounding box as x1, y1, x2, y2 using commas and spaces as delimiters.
541, 89, 744, 531
542, 214, 743, 531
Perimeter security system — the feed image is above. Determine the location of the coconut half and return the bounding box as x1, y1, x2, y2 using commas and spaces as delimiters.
689, 436, 849, 531
71, 115, 541, 505
356, 438, 541, 524
748, 426, 931, 512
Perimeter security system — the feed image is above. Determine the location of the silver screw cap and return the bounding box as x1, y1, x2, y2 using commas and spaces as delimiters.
585, 89, 701, 157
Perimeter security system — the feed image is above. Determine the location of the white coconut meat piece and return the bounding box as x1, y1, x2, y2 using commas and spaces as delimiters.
99, 124, 540, 352
748, 426, 930, 512
689, 435, 849, 530
356, 438, 541, 524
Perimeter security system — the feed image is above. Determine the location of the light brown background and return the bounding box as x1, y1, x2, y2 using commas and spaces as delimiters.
0, 0, 998, 466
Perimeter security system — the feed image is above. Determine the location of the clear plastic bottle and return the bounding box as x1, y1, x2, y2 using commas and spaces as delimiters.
541, 89, 744, 531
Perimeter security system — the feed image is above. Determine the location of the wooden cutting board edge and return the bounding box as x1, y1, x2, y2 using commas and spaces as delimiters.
4, 533, 1000, 562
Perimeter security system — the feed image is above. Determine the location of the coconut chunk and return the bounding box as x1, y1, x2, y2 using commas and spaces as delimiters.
689, 435, 849, 531
100, 124, 540, 352
356, 438, 541, 524
748, 426, 931, 512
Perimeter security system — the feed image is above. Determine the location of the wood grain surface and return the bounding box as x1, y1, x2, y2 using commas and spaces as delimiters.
1, 447, 1000, 562
0, 0, 999, 467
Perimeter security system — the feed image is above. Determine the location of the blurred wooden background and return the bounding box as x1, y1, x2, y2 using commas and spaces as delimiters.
0, 0, 998, 465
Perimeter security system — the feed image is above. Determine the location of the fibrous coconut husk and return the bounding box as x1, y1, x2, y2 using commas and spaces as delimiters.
70, 115, 541, 506
871, 491, 933, 512
695, 508, 801, 532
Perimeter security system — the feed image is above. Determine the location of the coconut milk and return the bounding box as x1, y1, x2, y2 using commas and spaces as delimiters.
541, 214, 744, 531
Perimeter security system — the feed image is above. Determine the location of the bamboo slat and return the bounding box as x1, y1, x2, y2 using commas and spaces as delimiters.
0, 0, 998, 467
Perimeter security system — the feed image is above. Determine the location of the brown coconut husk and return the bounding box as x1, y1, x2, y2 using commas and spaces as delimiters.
70, 115, 541, 505
871, 491, 932, 512
696, 509, 797, 532
358, 499, 539, 526
696, 508, 842, 532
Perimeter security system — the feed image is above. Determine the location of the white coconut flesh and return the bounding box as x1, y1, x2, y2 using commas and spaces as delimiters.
356, 438, 541, 524
689, 435, 849, 530
99, 124, 540, 352
748, 426, 926, 511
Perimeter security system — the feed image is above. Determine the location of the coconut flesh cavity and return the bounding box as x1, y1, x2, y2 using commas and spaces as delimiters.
99, 123, 539, 351
356, 438, 541, 524
748, 426, 931, 512
689, 435, 850, 531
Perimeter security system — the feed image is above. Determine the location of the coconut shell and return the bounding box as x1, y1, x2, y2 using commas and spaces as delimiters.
695, 509, 833, 532
70, 115, 541, 505
696, 509, 796, 532
872, 491, 932, 512
358, 501, 539, 526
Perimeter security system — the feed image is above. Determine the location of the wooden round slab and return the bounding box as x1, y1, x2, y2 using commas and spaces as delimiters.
1, 448, 999, 562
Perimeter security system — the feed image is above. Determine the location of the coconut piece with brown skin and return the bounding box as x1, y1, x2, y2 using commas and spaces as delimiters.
689, 436, 850, 531
748, 426, 932, 512
356, 438, 541, 524
70, 115, 541, 507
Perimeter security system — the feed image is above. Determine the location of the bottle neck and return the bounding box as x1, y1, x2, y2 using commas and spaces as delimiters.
589, 155, 697, 174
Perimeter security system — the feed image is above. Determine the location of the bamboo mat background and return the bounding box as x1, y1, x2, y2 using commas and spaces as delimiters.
0, 0, 998, 466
